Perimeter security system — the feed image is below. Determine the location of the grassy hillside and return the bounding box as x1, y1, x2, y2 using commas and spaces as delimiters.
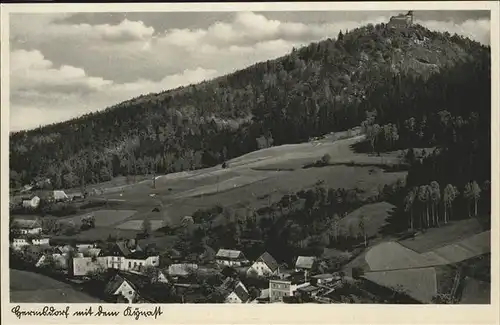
9, 22, 489, 191
10, 269, 103, 303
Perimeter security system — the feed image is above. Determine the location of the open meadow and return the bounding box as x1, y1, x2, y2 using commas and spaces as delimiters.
50, 134, 408, 246
10, 269, 103, 303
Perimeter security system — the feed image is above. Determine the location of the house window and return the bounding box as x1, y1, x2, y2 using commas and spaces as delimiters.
128, 262, 131, 268
129, 291, 132, 295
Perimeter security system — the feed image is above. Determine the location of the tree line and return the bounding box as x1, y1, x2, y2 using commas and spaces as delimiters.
9, 22, 489, 190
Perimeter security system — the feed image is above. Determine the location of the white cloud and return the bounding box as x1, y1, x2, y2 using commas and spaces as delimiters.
9, 50, 217, 131
9, 12, 490, 131
417, 18, 491, 45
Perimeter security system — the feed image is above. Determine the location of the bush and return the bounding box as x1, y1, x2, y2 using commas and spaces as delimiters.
321, 154, 332, 165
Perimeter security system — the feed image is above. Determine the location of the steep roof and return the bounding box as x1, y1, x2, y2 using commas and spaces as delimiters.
53, 190, 69, 200
104, 274, 128, 295
295, 256, 315, 270
114, 240, 143, 257
216, 249, 244, 260
167, 263, 198, 277
79, 248, 102, 257
256, 252, 279, 272
219, 277, 250, 302
73, 257, 107, 277
233, 282, 250, 303
13, 219, 41, 229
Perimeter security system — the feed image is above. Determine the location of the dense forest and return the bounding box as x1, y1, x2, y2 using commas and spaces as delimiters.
9, 22, 489, 190
163, 42, 491, 265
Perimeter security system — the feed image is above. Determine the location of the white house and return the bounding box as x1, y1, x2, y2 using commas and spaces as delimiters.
104, 274, 138, 303
295, 256, 316, 279
22, 196, 41, 209
53, 190, 69, 202
215, 249, 249, 267
247, 252, 279, 277
269, 273, 310, 303
76, 243, 95, 251
13, 219, 43, 235
167, 263, 198, 278
121, 256, 160, 272
219, 277, 250, 303
72, 256, 108, 277
32, 237, 50, 246
11, 238, 30, 250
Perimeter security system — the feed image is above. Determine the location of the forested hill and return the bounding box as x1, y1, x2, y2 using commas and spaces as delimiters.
10, 22, 490, 190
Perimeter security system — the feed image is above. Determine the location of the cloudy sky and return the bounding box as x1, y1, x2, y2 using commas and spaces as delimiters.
9, 10, 491, 132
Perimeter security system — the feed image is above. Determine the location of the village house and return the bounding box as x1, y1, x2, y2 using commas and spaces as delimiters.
247, 252, 280, 277
295, 256, 316, 280
36, 253, 68, 270
268, 272, 310, 303
167, 263, 198, 279
11, 235, 50, 250
218, 277, 251, 303
296, 284, 321, 300
31, 236, 50, 246
11, 238, 30, 250
215, 249, 250, 267
57, 244, 75, 255
105, 240, 160, 272
104, 273, 142, 303
22, 195, 41, 209
104, 272, 174, 303
76, 243, 95, 251
53, 190, 70, 202
79, 247, 102, 258
72, 256, 108, 277
12, 219, 43, 235
310, 273, 338, 286
68, 192, 84, 201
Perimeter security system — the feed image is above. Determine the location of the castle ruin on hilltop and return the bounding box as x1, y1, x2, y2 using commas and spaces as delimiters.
387, 11, 414, 28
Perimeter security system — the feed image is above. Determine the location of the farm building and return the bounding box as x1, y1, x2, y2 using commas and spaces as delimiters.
215, 249, 250, 267
218, 277, 251, 303
72, 256, 108, 277
104, 272, 173, 303
11, 238, 30, 250
22, 196, 40, 209
31, 237, 50, 246
269, 272, 310, 303
12, 219, 43, 235
247, 252, 279, 277
167, 263, 198, 278
53, 190, 69, 201
68, 192, 84, 200
295, 256, 316, 279
104, 274, 141, 303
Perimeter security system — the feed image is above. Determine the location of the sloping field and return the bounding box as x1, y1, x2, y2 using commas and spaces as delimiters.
115, 219, 165, 231
363, 267, 438, 303
85, 134, 406, 231
61, 209, 137, 227
10, 269, 102, 303
53, 227, 140, 242
398, 219, 485, 253
420, 231, 490, 265
365, 242, 438, 271
339, 202, 396, 238
170, 173, 273, 199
